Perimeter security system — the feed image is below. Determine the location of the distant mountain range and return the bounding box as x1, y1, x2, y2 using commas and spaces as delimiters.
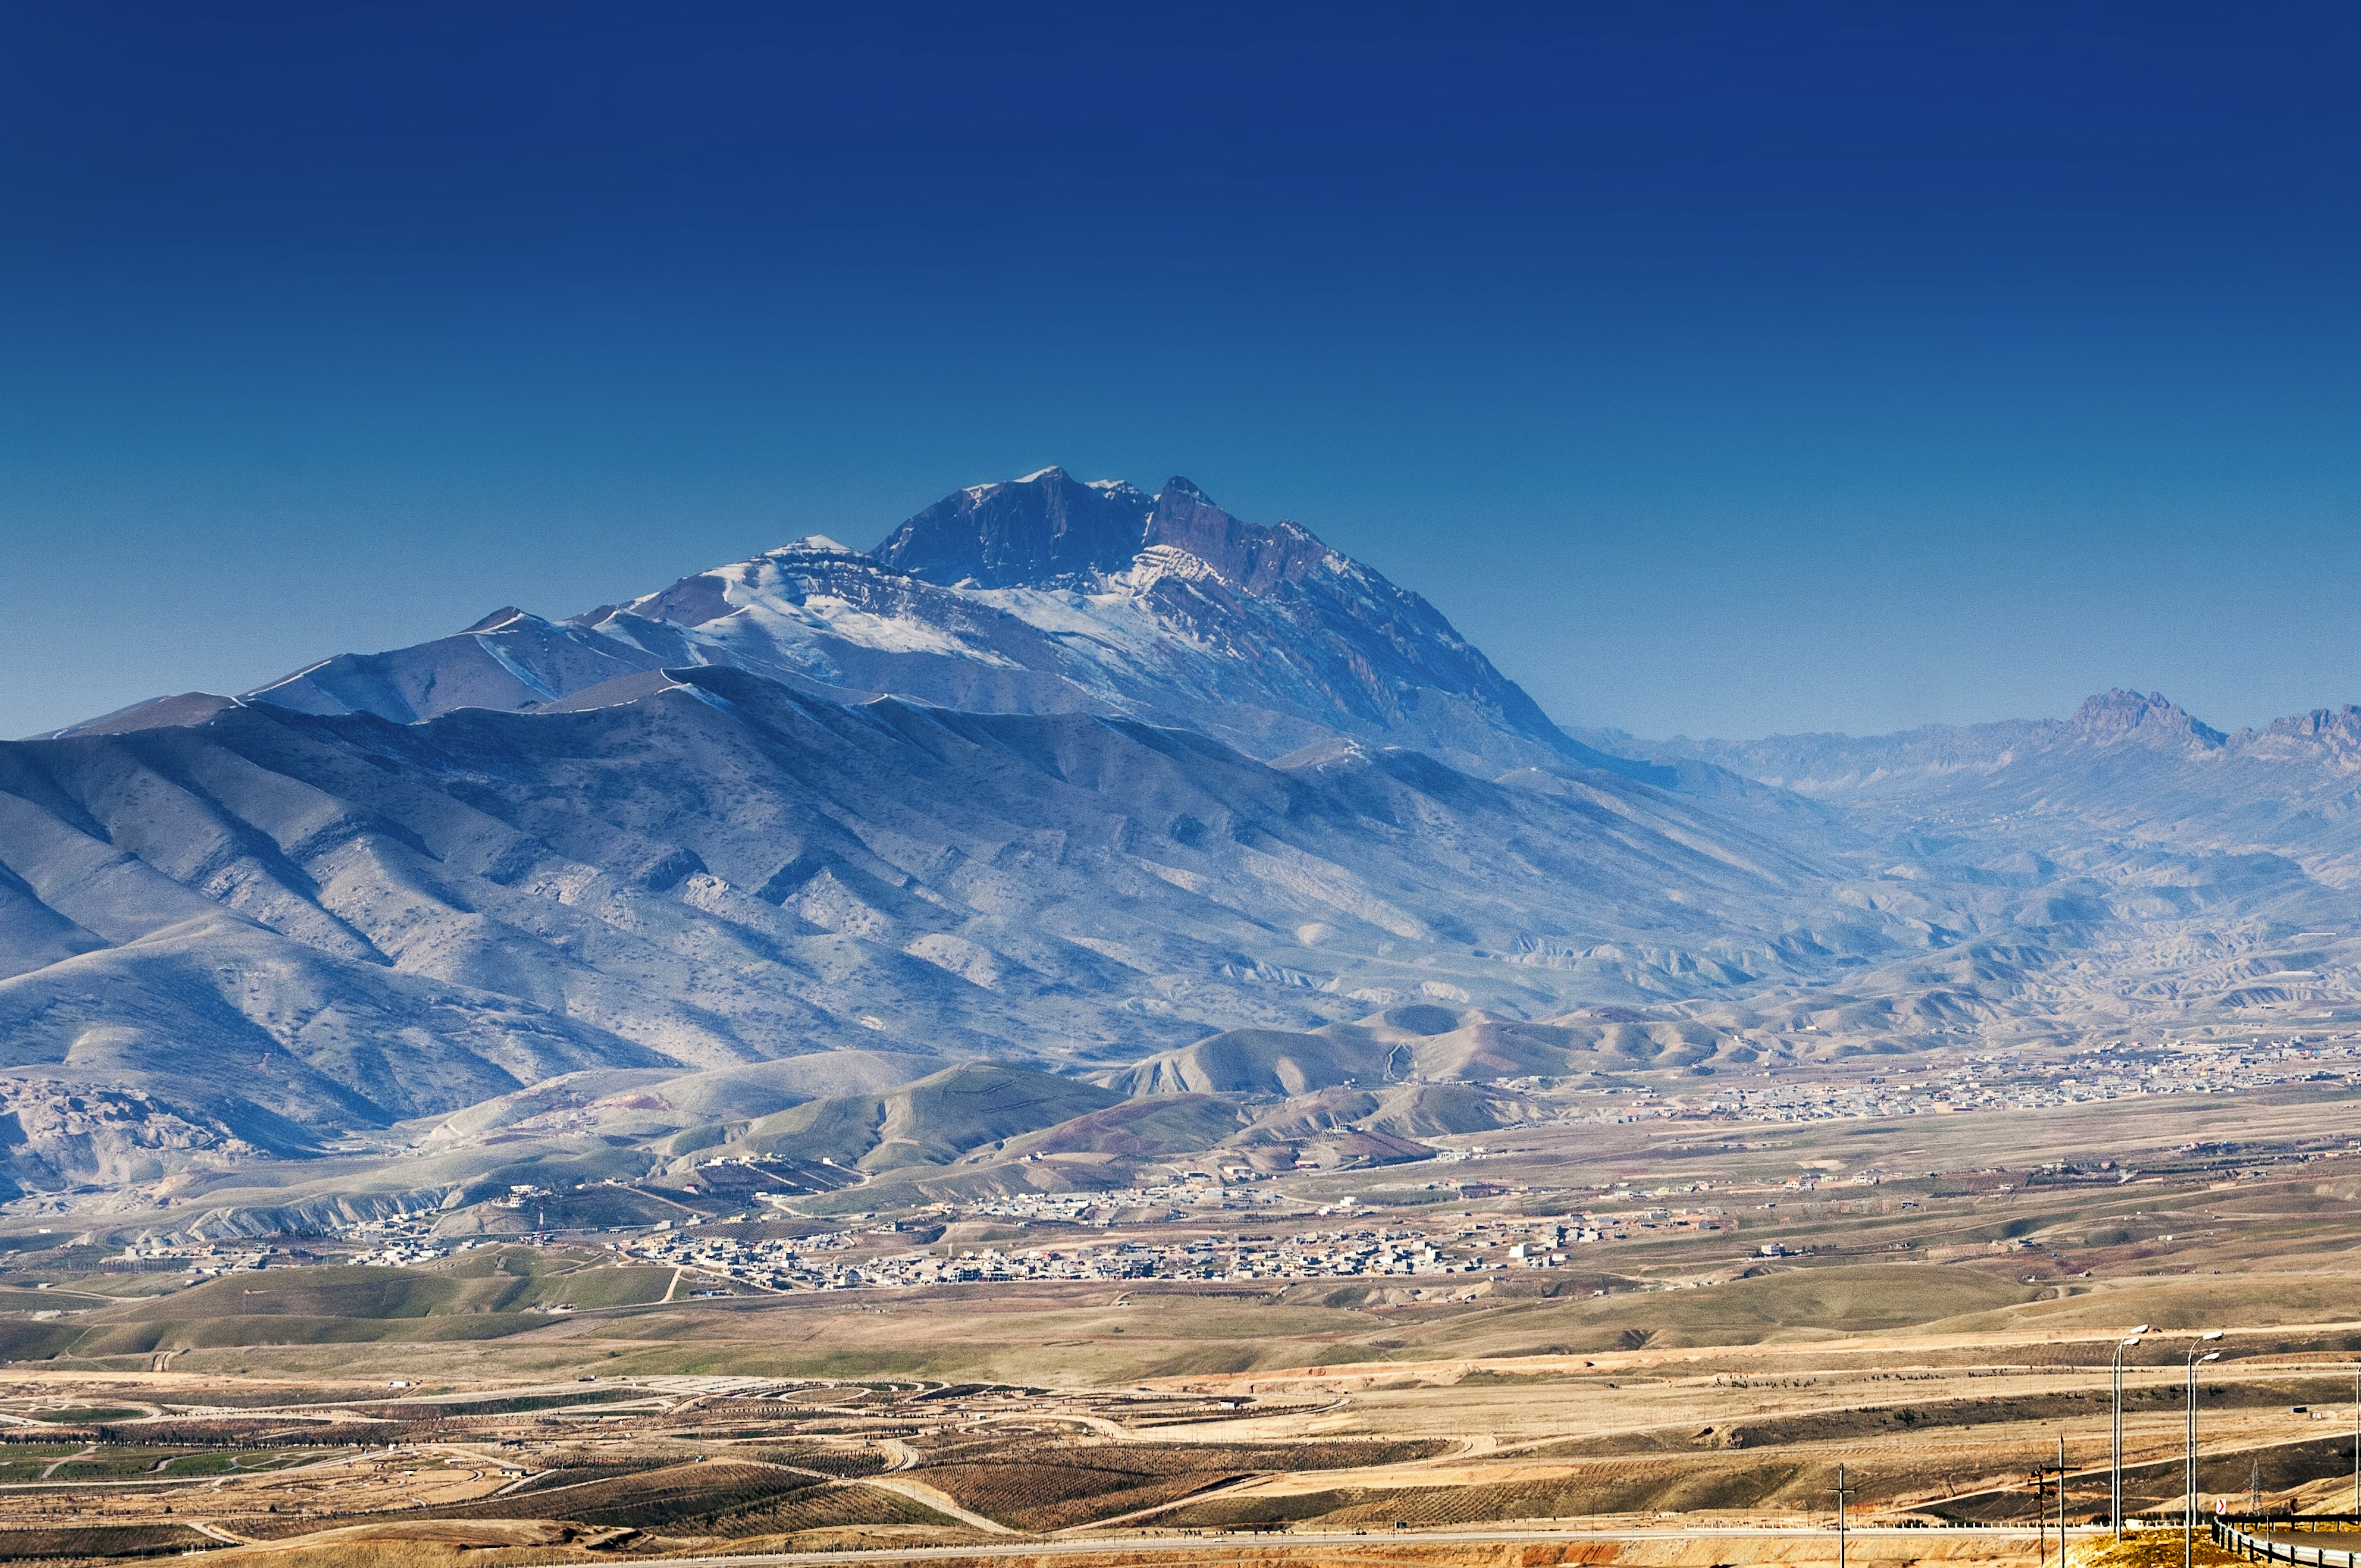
6, 472, 2360, 1217
1588, 687, 2361, 864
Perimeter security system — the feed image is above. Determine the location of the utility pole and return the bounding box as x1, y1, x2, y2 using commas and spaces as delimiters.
2036, 1437, 2069, 1568
2188, 1332, 2224, 1568
2059, 1433, 2069, 1562
2353, 1363, 2359, 1517
1830, 1463, 1853, 1568
2035, 1462, 2048, 1568
2116, 1328, 2149, 1540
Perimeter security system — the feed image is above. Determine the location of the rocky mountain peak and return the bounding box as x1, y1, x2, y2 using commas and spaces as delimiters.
462, 606, 542, 633
873, 466, 1152, 587
2065, 689, 2227, 751
2255, 703, 2361, 741
2232, 704, 2361, 766
1143, 476, 1331, 595
870, 469, 1337, 598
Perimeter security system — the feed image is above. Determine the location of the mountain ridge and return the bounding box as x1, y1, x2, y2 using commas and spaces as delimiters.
1581, 687, 2361, 793
52, 469, 1632, 782
15, 475, 2361, 1219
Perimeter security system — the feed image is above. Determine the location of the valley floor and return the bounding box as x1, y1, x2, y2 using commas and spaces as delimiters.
0, 1090, 2355, 1567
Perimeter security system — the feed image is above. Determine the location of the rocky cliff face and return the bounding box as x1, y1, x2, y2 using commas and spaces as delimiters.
2235, 705, 2361, 765
2063, 689, 2228, 751
869, 469, 1336, 595
871, 467, 1153, 587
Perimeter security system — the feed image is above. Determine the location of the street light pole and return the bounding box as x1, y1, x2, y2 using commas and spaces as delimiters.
2187, 1332, 2223, 1568
2116, 1326, 2149, 1540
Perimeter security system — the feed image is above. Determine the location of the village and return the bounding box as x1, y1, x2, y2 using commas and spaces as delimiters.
612, 1205, 1732, 1293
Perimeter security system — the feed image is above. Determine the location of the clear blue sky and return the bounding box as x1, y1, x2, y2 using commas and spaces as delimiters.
4, 3, 2356, 741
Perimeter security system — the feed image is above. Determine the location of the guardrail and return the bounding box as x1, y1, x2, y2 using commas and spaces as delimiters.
2216, 1517, 2361, 1567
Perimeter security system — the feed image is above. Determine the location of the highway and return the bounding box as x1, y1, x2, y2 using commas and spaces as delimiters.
649, 1522, 2063, 1567
2220, 1521, 2361, 1568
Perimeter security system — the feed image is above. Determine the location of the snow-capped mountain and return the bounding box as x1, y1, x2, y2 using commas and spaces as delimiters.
23, 471, 2361, 1213
197, 468, 1633, 777
15, 468, 1850, 1200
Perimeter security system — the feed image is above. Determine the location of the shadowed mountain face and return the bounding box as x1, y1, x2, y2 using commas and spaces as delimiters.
874, 470, 1335, 596
870, 468, 1158, 587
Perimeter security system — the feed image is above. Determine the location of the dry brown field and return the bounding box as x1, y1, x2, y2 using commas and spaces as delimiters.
1, 1088, 2355, 1564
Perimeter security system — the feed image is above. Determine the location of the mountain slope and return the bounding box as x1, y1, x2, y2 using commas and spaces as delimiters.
0, 662, 1932, 1194
29, 465, 2361, 1218
1587, 689, 2361, 1031
732, 1061, 1125, 1171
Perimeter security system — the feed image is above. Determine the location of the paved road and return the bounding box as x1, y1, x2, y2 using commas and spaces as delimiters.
2225, 1526, 2361, 1567
647, 1522, 2064, 1567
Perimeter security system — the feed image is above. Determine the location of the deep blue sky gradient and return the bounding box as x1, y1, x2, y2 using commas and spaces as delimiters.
4, 3, 2357, 740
